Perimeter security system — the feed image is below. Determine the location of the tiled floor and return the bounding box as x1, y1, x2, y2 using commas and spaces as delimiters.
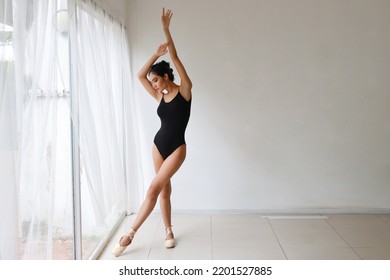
98, 213, 390, 260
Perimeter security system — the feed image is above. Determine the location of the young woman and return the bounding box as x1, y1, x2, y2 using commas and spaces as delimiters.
112, 8, 192, 257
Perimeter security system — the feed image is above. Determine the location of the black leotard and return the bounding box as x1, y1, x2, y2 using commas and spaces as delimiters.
154, 92, 191, 160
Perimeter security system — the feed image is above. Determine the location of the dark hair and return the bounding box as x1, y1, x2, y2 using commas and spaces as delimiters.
148, 60, 174, 81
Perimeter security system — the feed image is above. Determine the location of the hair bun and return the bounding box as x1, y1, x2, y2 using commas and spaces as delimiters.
149, 60, 175, 81
160, 60, 170, 68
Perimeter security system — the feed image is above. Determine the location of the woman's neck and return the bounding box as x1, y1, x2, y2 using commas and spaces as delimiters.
164, 82, 178, 94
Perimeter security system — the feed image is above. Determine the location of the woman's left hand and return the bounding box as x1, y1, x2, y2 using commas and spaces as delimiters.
155, 42, 169, 57
161, 7, 173, 30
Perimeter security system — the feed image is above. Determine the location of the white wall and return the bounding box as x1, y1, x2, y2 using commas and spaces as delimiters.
126, 0, 390, 213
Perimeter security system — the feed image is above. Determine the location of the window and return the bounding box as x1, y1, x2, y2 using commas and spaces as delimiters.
0, 0, 131, 260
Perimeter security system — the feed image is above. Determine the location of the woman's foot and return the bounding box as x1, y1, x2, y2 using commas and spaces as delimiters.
112, 229, 136, 257
165, 226, 176, 249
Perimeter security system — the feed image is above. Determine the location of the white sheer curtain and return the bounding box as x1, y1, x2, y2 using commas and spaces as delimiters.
9, 0, 73, 259
0, 0, 133, 259
69, 0, 129, 258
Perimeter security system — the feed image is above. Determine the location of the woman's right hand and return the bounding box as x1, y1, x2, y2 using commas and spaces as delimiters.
161, 8, 172, 30
155, 42, 169, 57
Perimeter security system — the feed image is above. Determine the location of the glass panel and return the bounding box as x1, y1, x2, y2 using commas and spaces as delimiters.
1, 0, 129, 260
71, 1, 128, 259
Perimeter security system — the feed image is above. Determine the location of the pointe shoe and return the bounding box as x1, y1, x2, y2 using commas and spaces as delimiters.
112, 229, 136, 257
165, 226, 176, 249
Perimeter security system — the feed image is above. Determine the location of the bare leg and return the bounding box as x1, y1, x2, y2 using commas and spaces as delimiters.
117, 145, 185, 249
131, 145, 186, 232
152, 145, 173, 239
160, 182, 175, 242
159, 183, 172, 228
152, 145, 174, 239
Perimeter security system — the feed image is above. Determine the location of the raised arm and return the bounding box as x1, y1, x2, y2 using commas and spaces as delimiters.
137, 43, 169, 100
161, 8, 192, 100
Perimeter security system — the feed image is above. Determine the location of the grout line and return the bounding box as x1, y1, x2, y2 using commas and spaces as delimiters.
147, 216, 161, 260
376, 214, 390, 226
324, 217, 363, 260
210, 214, 214, 260
267, 218, 288, 260
147, 248, 153, 260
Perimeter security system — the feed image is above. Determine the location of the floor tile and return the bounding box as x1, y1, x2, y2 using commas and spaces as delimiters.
212, 229, 280, 248
326, 214, 390, 230
336, 229, 390, 247
211, 214, 271, 230
212, 246, 286, 260
168, 214, 211, 229
274, 229, 349, 247
269, 218, 332, 230
104, 247, 151, 260
120, 213, 161, 229
377, 214, 390, 225
353, 246, 390, 260
99, 213, 390, 260
148, 246, 212, 260
152, 227, 212, 248
283, 247, 361, 260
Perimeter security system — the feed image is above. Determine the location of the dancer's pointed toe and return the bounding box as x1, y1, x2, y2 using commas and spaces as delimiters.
111, 229, 136, 257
